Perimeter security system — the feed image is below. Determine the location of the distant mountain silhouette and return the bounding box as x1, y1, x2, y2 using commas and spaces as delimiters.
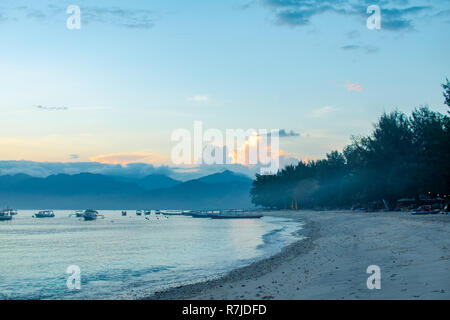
113, 174, 181, 190
0, 171, 253, 209
195, 170, 252, 184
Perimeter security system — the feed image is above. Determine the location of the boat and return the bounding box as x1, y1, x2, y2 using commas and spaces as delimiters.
122, 210, 127, 216
144, 210, 151, 216
34, 210, 55, 218
191, 210, 217, 218
209, 209, 263, 219
83, 209, 100, 221
412, 209, 441, 215
0, 209, 13, 221
154, 210, 161, 215
161, 210, 183, 216
136, 210, 143, 216
69, 210, 85, 218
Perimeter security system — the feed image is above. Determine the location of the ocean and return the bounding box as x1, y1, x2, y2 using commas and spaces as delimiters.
0, 210, 303, 299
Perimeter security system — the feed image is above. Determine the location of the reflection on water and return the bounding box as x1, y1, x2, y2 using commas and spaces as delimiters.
0, 210, 303, 299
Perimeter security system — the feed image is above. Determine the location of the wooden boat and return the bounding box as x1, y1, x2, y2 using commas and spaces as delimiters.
83, 209, 101, 221
34, 210, 55, 218
190, 210, 211, 218
122, 211, 127, 216
209, 213, 263, 219
136, 210, 143, 216
209, 209, 263, 219
0, 209, 13, 221
160, 210, 183, 216
412, 209, 441, 215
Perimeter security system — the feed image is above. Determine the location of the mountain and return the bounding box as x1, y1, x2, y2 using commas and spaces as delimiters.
0, 171, 254, 209
112, 174, 181, 190
136, 174, 181, 190
195, 170, 252, 184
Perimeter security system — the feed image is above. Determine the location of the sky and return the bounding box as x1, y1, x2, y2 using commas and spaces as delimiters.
0, 0, 449, 178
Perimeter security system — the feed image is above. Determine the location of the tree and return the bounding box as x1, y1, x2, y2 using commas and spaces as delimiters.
250, 83, 449, 210
443, 78, 450, 109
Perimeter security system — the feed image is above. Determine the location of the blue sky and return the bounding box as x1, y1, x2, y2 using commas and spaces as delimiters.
0, 0, 449, 176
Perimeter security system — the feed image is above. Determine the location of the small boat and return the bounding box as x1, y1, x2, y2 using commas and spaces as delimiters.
83, 209, 101, 221
209, 210, 263, 219
122, 211, 127, 216
154, 210, 161, 215
412, 209, 441, 215
69, 210, 85, 218
161, 210, 183, 216
0, 209, 13, 221
144, 210, 151, 216
136, 210, 143, 216
34, 210, 55, 218
191, 210, 216, 218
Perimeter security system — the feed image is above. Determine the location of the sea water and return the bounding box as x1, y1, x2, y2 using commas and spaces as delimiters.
0, 210, 303, 299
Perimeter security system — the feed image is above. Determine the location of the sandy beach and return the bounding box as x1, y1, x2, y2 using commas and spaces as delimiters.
146, 210, 450, 300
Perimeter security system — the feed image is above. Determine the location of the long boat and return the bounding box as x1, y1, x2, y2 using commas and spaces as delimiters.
190, 210, 213, 218
136, 210, 143, 216
0, 209, 13, 221
34, 210, 55, 218
160, 210, 183, 216
412, 209, 441, 215
208, 210, 263, 219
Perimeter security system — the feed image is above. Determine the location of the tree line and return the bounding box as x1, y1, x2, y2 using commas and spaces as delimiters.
251, 80, 450, 210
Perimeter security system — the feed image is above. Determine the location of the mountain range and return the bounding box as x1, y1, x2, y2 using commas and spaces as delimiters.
0, 170, 254, 209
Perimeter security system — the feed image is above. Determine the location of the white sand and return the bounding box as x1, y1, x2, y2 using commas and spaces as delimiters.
146, 210, 450, 300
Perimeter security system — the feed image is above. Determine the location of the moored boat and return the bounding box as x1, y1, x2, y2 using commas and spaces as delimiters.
412, 209, 441, 215
136, 210, 143, 216
191, 210, 218, 218
34, 210, 55, 218
209, 209, 263, 219
122, 210, 127, 216
161, 210, 183, 216
83, 209, 100, 221
0, 209, 13, 221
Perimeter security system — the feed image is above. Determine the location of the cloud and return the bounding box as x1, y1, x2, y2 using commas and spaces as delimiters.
90, 152, 167, 166
310, 106, 338, 118
36, 105, 68, 111
279, 129, 300, 137
0, 160, 172, 179
5, 3, 156, 29
345, 81, 363, 92
263, 0, 436, 32
341, 44, 379, 54
69, 154, 80, 159
82, 6, 155, 29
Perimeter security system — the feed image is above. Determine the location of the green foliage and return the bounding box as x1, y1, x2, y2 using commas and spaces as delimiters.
251, 105, 450, 209
443, 78, 450, 108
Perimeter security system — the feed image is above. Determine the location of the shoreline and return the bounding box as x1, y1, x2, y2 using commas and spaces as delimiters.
145, 211, 316, 300
143, 210, 450, 300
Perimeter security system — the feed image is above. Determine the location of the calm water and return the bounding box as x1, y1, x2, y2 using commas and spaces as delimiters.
0, 211, 303, 300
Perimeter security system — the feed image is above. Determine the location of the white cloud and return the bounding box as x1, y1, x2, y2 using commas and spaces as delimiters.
310, 106, 338, 118
345, 81, 363, 92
